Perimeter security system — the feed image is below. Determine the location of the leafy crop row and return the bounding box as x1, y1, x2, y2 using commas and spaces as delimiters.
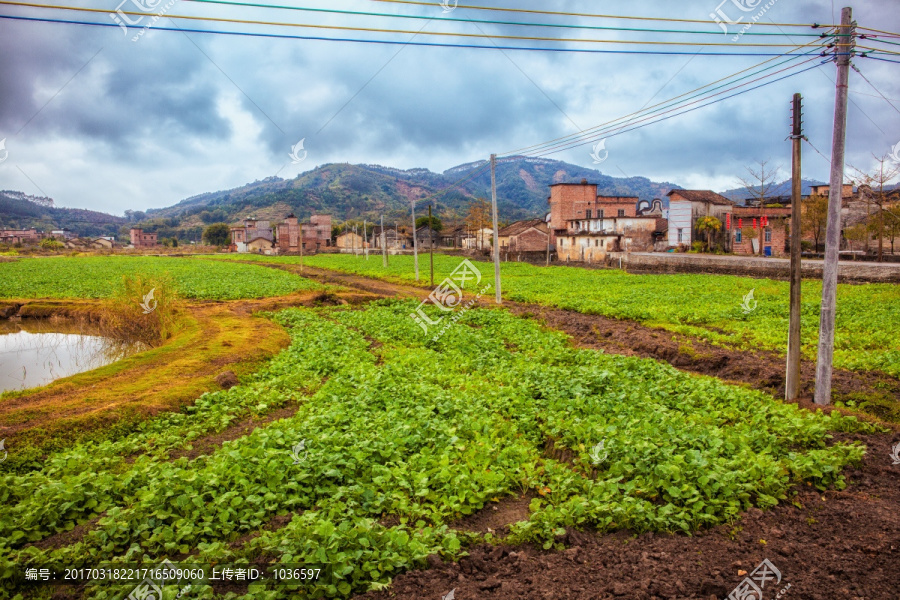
0, 256, 319, 300
215, 253, 900, 377
1, 302, 877, 598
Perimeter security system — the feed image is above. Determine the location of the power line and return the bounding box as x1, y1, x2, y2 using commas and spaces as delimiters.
0, 1, 823, 48
502, 43, 825, 157
850, 63, 900, 116
509, 60, 828, 160
176, 0, 827, 38
370, 0, 829, 28
0, 15, 824, 57
412, 60, 825, 207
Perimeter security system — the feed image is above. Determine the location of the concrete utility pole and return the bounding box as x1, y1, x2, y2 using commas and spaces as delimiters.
490, 154, 502, 303
299, 218, 304, 273
428, 204, 434, 287
381, 214, 388, 268
815, 7, 855, 406
364, 219, 369, 260
411, 200, 420, 281
786, 93, 803, 401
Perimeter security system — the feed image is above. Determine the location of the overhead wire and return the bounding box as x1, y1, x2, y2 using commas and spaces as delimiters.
501, 40, 827, 158
176, 0, 827, 38
411, 54, 828, 206
369, 0, 830, 28
850, 63, 900, 116
0, 14, 827, 57
0, 1, 824, 48
507, 59, 829, 160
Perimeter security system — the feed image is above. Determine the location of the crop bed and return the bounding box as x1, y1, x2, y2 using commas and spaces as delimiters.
1, 301, 879, 599
0, 256, 318, 300
207, 253, 900, 378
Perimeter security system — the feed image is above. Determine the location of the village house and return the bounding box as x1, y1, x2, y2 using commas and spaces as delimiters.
415, 225, 440, 249
336, 230, 365, 251
372, 226, 412, 250
666, 190, 735, 250
0, 228, 41, 245
732, 203, 792, 257
548, 181, 665, 261
440, 224, 469, 249
51, 228, 76, 240
463, 227, 494, 251
556, 215, 665, 263
129, 227, 158, 248
497, 218, 551, 255
229, 218, 274, 253
275, 214, 332, 253
91, 237, 116, 250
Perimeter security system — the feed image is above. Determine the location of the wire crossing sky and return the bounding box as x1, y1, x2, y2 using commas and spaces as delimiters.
0, 0, 897, 214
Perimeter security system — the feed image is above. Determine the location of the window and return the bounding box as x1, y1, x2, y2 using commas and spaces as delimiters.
617, 209, 626, 217
765, 229, 772, 242
586, 209, 592, 219
735, 230, 743, 243
598, 209, 604, 219
677, 228, 684, 243
594, 239, 599, 247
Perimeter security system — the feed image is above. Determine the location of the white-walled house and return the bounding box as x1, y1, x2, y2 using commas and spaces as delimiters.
666, 190, 734, 248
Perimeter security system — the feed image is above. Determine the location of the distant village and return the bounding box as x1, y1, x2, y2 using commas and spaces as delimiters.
2, 180, 898, 263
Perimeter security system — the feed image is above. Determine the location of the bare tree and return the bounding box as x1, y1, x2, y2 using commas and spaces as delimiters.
738, 160, 782, 256
848, 155, 900, 262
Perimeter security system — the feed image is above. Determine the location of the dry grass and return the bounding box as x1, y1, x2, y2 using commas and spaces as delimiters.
97, 274, 178, 346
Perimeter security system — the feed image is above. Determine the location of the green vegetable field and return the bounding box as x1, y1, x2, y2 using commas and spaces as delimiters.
209, 253, 900, 377
0, 256, 318, 300
1, 301, 876, 598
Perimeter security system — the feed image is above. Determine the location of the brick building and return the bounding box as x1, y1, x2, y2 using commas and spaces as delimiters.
0, 228, 40, 245
732, 205, 792, 257
497, 219, 550, 253
548, 181, 639, 230
275, 214, 332, 253
229, 218, 273, 252
129, 228, 158, 248
556, 215, 663, 263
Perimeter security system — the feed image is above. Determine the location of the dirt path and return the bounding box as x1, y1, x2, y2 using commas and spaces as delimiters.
269, 264, 900, 421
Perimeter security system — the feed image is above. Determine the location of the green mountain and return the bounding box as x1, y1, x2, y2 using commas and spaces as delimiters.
2, 158, 681, 243
0, 191, 125, 237
146, 157, 680, 233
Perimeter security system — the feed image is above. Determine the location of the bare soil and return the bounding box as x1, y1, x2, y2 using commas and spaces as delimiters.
356, 432, 900, 600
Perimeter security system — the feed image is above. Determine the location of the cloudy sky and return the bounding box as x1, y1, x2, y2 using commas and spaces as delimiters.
0, 0, 898, 215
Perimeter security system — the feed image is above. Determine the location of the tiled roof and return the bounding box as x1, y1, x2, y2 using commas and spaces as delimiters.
666, 189, 735, 206
498, 218, 548, 237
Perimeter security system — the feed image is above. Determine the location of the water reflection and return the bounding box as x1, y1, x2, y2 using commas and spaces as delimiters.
0, 320, 147, 393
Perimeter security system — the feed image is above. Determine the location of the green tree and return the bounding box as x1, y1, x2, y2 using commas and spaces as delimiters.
415, 214, 443, 232
39, 237, 64, 250
802, 194, 828, 251
696, 216, 722, 253
203, 223, 231, 247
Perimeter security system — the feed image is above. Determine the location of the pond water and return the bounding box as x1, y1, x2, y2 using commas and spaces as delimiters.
0, 320, 147, 393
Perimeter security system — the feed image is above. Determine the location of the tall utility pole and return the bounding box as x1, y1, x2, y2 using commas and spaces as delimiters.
815, 7, 854, 406
428, 204, 434, 287
299, 219, 304, 273
411, 200, 420, 281
381, 214, 388, 268
490, 154, 502, 304
786, 93, 803, 401
364, 219, 369, 260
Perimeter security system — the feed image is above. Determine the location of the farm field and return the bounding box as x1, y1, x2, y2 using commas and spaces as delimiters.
206, 253, 900, 378
1, 255, 899, 599
1, 300, 885, 599
0, 256, 318, 300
